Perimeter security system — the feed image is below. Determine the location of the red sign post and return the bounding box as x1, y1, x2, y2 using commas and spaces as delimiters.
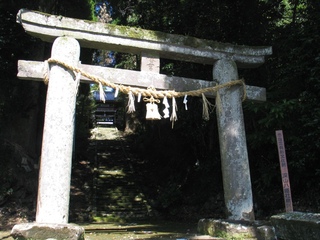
275, 130, 293, 212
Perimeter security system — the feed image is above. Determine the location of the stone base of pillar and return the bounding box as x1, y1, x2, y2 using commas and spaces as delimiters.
198, 219, 276, 240
11, 223, 84, 240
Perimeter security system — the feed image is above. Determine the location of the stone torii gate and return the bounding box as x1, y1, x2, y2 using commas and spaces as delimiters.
12, 9, 271, 239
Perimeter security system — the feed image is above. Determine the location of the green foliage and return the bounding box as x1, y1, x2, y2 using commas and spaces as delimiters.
93, 215, 126, 223
106, 0, 320, 217
115, 53, 139, 70
244, 0, 320, 213
88, 0, 99, 21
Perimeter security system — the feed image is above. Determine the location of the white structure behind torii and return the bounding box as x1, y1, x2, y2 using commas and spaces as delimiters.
13, 9, 272, 239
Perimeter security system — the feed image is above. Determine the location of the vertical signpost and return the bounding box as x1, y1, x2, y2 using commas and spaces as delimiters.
276, 130, 293, 212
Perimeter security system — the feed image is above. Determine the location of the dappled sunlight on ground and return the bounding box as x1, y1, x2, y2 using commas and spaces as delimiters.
0, 221, 198, 240
82, 221, 198, 240
90, 126, 123, 140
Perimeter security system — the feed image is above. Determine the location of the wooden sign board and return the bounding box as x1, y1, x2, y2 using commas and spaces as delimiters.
276, 130, 293, 212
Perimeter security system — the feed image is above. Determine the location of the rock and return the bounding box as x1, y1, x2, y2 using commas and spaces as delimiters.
11, 222, 84, 240
256, 225, 276, 240
198, 219, 257, 239
270, 211, 320, 240
198, 218, 276, 240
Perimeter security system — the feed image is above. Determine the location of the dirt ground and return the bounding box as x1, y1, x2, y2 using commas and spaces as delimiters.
0, 220, 198, 240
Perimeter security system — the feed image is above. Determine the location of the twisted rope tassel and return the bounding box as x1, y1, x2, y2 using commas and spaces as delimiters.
202, 93, 214, 121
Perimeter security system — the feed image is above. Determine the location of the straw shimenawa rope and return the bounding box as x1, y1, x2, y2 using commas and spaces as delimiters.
44, 58, 247, 101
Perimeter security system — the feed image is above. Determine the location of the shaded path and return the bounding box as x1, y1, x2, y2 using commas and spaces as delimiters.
90, 127, 151, 220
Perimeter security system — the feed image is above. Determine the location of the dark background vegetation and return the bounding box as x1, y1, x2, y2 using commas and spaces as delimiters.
1, 0, 319, 222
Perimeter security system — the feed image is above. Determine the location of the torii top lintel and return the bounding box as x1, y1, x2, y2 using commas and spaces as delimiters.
17, 9, 272, 68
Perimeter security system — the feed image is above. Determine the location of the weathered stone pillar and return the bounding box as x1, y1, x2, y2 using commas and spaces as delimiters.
213, 59, 255, 221
36, 36, 80, 224
11, 36, 85, 239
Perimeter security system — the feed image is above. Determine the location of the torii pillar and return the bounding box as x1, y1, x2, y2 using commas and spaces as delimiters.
214, 59, 254, 221
11, 36, 85, 239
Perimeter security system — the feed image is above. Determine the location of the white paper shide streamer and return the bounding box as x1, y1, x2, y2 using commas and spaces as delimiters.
145, 102, 161, 120
99, 82, 106, 103
114, 87, 119, 98
127, 91, 135, 113
170, 97, 178, 128
162, 96, 170, 118
183, 95, 188, 110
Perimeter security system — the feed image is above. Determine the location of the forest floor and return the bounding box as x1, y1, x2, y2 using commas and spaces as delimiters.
1, 127, 318, 239
0, 221, 198, 240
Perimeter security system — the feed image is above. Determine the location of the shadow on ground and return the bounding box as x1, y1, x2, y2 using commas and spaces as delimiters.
0, 220, 198, 240
83, 220, 198, 239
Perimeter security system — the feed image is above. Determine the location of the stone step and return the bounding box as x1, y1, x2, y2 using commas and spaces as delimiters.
95, 206, 148, 213
91, 130, 150, 220
96, 210, 149, 219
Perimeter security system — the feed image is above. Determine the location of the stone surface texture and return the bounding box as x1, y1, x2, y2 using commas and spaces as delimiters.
141, 52, 160, 73
11, 223, 84, 240
270, 211, 320, 240
255, 225, 276, 240
198, 219, 276, 240
17, 9, 272, 68
213, 59, 254, 221
36, 37, 80, 224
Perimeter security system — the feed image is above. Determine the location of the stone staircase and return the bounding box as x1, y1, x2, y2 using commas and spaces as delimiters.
90, 127, 151, 220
